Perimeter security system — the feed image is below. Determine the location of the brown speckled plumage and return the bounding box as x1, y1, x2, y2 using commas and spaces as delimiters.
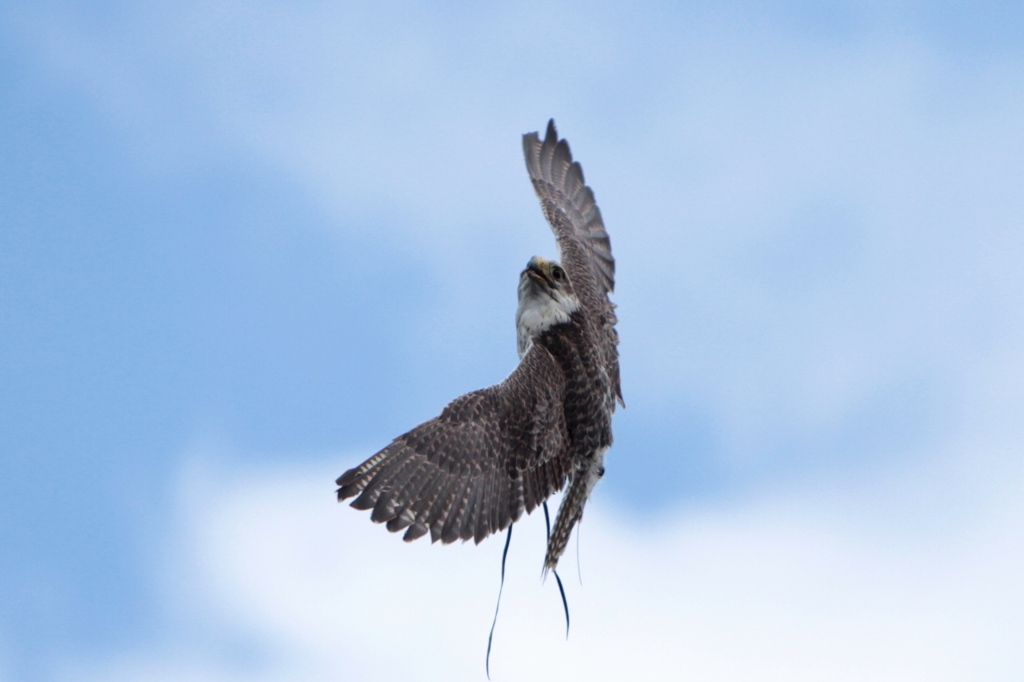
337, 120, 620, 570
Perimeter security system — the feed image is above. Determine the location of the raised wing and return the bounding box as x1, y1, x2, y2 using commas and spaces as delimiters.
336, 344, 573, 544
523, 120, 622, 405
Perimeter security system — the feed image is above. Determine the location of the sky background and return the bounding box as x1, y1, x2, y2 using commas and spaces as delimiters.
2, 1, 1024, 680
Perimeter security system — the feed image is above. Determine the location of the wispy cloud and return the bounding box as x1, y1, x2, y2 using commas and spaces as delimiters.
70, 446, 1024, 681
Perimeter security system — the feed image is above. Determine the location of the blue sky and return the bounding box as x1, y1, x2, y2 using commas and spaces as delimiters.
2, 1, 1023, 680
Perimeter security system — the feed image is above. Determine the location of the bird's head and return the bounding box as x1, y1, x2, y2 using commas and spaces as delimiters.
520, 256, 574, 298
515, 256, 580, 358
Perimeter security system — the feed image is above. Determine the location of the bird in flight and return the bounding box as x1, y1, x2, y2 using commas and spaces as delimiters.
336, 120, 621, 571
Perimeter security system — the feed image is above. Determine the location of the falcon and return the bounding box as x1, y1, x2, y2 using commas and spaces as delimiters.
336, 120, 621, 570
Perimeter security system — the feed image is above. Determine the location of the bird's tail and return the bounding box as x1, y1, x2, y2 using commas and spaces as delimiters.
544, 449, 606, 570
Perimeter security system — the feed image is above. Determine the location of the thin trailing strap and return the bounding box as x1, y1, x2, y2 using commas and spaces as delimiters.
486, 523, 513, 680
576, 519, 583, 585
542, 501, 570, 639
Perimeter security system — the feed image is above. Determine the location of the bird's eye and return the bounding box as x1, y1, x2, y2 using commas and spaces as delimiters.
552, 268, 563, 280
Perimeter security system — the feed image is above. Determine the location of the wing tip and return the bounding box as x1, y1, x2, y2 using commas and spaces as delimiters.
522, 120, 618, 297
545, 118, 557, 142
524, 118, 566, 182
403, 523, 428, 542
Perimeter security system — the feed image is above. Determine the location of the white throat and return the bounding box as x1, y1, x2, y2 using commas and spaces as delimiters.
516, 282, 579, 359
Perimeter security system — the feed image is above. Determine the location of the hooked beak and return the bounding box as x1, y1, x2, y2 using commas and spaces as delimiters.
524, 259, 551, 286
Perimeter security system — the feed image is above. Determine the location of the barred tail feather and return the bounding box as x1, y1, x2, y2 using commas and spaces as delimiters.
543, 474, 586, 571
543, 448, 606, 570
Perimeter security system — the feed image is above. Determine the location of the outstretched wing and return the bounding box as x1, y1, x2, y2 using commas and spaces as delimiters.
336, 344, 573, 545
523, 119, 622, 405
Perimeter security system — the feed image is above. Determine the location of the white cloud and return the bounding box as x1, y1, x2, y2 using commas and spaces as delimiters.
71, 443, 1024, 682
